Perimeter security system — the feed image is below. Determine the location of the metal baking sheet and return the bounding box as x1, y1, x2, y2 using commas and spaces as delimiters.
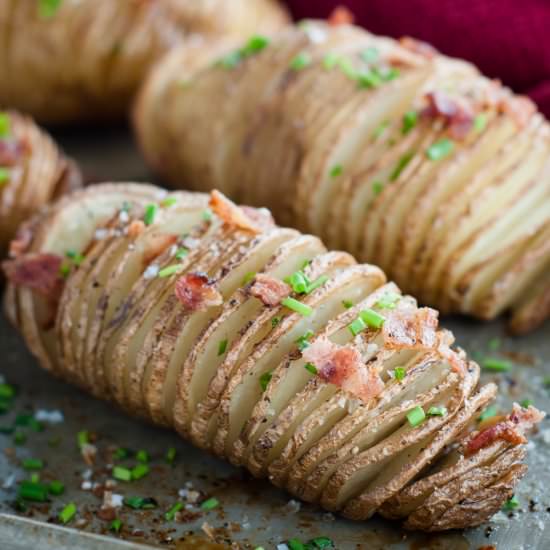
1, 125, 549, 550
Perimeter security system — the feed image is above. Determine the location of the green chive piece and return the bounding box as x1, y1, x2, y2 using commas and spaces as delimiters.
377, 66, 400, 81
259, 371, 272, 392
342, 300, 353, 309
161, 197, 178, 208
166, 447, 176, 464
372, 181, 384, 196
306, 275, 329, 294
357, 69, 382, 89
65, 250, 85, 266
290, 52, 311, 71
407, 406, 426, 427
110, 518, 122, 533
165, 501, 184, 521
390, 152, 414, 181
219, 50, 242, 69
143, 204, 158, 226
0, 167, 10, 185
124, 496, 157, 510
175, 247, 188, 260
201, 497, 219, 510
348, 316, 367, 336
287, 539, 305, 550
38, 0, 62, 18
30, 473, 40, 484
271, 317, 281, 328
114, 447, 131, 460
427, 406, 448, 417
304, 363, 318, 375
309, 536, 334, 549
13, 431, 26, 445
0, 112, 10, 137
338, 57, 357, 79
296, 330, 314, 352
281, 297, 313, 317
426, 138, 454, 161
393, 367, 406, 381
482, 357, 512, 372
22, 458, 43, 471
49, 480, 65, 496
0, 383, 15, 399
474, 113, 487, 132
478, 404, 498, 422
520, 399, 533, 409
136, 450, 149, 463
329, 164, 343, 178
131, 464, 150, 480
359, 308, 385, 329
503, 495, 519, 511
113, 466, 132, 482
242, 35, 270, 56
372, 120, 389, 139
323, 53, 339, 70
77, 430, 89, 448
202, 209, 213, 221
158, 264, 182, 278
59, 502, 77, 524
402, 110, 418, 134
218, 339, 228, 356
361, 47, 379, 64
487, 337, 501, 351
375, 291, 401, 310
242, 271, 256, 285
18, 480, 49, 502
287, 271, 309, 294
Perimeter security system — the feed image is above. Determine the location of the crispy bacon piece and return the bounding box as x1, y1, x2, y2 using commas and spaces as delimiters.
142, 233, 178, 266
249, 273, 291, 306
465, 404, 545, 456
175, 272, 223, 311
8, 226, 33, 258
302, 336, 384, 402
209, 190, 262, 233
127, 219, 145, 238
399, 36, 438, 59
3, 253, 64, 299
499, 95, 536, 128
423, 91, 475, 140
382, 307, 439, 350
328, 6, 355, 26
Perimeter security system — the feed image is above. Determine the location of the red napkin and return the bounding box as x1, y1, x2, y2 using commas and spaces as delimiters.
285, 0, 550, 117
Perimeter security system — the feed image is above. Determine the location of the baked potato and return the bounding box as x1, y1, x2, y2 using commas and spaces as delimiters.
0, 109, 80, 256
0, 0, 288, 124
134, 21, 550, 334
4, 183, 543, 532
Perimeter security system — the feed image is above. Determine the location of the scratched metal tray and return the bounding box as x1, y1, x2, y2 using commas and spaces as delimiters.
1, 125, 549, 550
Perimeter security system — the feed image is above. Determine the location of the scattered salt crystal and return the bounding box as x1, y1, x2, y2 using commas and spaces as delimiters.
143, 264, 159, 279
178, 488, 188, 499
277, 544, 290, 550
351, 446, 360, 455
34, 410, 64, 424
285, 499, 301, 514
490, 511, 510, 524
94, 228, 109, 241
81, 481, 92, 491
322, 512, 335, 522
119, 210, 130, 223
366, 343, 379, 355
81, 469, 93, 480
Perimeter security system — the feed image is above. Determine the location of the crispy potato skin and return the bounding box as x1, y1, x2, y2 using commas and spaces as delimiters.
0, 0, 288, 124
134, 21, 550, 332
4, 183, 542, 532
0, 110, 81, 256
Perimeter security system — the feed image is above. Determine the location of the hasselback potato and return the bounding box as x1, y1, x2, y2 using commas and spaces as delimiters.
0, 109, 80, 256
0, 0, 287, 123
134, 20, 550, 334
3, 183, 543, 532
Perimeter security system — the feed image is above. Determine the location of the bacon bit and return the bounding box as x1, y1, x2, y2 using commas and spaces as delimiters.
423, 91, 475, 140
142, 233, 178, 266
465, 403, 545, 456
328, 6, 355, 26
399, 36, 438, 59
175, 272, 223, 311
249, 274, 291, 307
302, 336, 384, 402
382, 307, 439, 350
2, 253, 64, 299
209, 190, 262, 233
499, 95, 536, 128
127, 219, 145, 238
96, 506, 117, 522
8, 226, 33, 258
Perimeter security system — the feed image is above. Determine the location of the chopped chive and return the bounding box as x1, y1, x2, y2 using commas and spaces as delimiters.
259, 371, 272, 392
218, 50, 242, 69
402, 110, 418, 134
338, 57, 357, 79
478, 405, 498, 422
13, 431, 26, 445
38, 0, 62, 18
136, 450, 149, 463
357, 69, 382, 89
0, 167, 10, 185
372, 181, 384, 195
520, 399, 533, 408
165, 501, 184, 521
503, 495, 519, 511
110, 518, 122, 533
131, 464, 150, 480
161, 197, 178, 208
202, 209, 213, 222
49, 480, 65, 496
281, 297, 313, 317
22, 458, 43, 471
166, 447, 176, 464
474, 113, 487, 132
18, 480, 49, 502
201, 497, 219, 510
242, 271, 256, 285
375, 291, 401, 310
426, 138, 454, 161
0, 383, 15, 399
287, 271, 309, 294
359, 308, 385, 329
348, 316, 367, 336
241, 35, 270, 56
143, 204, 158, 226
390, 152, 414, 181
65, 250, 85, 266
158, 264, 183, 278
287, 540, 305, 550
0, 112, 10, 137
482, 357, 512, 372
77, 430, 89, 448
59, 261, 71, 278
59, 502, 77, 524
218, 339, 228, 356
271, 317, 281, 328
378, 66, 400, 81
175, 247, 189, 260
372, 120, 389, 139
427, 406, 448, 417
407, 406, 426, 427
15, 414, 42, 431
342, 300, 353, 309
124, 496, 157, 509
113, 466, 132, 482
393, 367, 406, 381
304, 363, 318, 375
487, 337, 501, 351
323, 53, 339, 70
329, 164, 343, 178
360, 47, 379, 64
306, 275, 329, 294
290, 52, 311, 70
30, 473, 40, 484
295, 330, 314, 352
114, 447, 131, 460
309, 536, 334, 549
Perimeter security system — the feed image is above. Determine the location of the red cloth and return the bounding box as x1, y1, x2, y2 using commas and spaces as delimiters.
285, 0, 550, 117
